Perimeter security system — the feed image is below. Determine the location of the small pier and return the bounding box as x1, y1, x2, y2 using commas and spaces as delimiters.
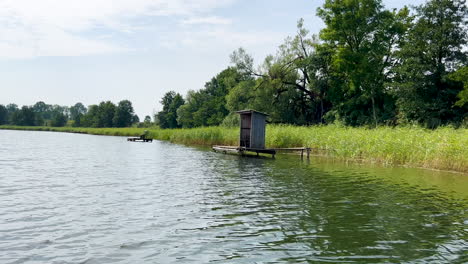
212, 110, 310, 159
212, 145, 311, 159
127, 137, 153, 142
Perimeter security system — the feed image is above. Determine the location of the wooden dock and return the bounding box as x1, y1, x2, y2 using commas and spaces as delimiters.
127, 137, 153, 142
212, 145, 311, 158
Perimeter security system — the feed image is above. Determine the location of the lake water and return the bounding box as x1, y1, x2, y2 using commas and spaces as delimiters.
0, 130, 467, 263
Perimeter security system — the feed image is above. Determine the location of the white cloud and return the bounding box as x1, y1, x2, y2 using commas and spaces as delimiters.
0, 0, 235, 58
181, 16, 232, 25
179, 29, 284, 49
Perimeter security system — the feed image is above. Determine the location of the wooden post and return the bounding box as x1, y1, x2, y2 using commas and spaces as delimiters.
307, 148, 310, 159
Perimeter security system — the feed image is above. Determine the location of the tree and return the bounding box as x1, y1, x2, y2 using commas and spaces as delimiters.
113, 100, 135, 127
0, 105, 7, 125
97, 101, 116, 127
317, 0, 411, 126
132, 115, 140, 124
11, 106, 36, 126
50, 112, 67, 127
176, 90, 204, 128
157, 91, 185, 129
449, 66, 468, 107
393, 0, 467, 127
69, 103, 87, 127
232, 19, 329, 125
177, 67, 251, 128
81, 105, 99, 127
6, 104, 18, 124
32, 101, 50, 125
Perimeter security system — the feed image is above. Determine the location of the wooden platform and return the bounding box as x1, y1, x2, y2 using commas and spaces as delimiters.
213, 145, 276, 157
212, 146, 311, 158
127, 137, 153, 142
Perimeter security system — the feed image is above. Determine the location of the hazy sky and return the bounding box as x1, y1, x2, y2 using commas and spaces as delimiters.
0, 0, 426, 119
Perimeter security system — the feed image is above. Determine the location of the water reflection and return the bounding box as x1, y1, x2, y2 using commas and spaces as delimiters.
203, 153, 468, 263
0, 130, 466, 264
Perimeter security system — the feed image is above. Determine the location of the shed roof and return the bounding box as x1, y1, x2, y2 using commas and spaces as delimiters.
235, 109, 269, 116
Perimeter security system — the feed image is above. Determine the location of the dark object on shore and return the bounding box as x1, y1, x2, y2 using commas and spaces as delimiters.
212, 110, 310, 158
127, 137, 153, 142
128, 130, 152, 142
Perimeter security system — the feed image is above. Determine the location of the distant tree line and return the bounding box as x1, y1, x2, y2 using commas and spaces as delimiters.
0, 100, 142, 128
156, 0, 467, 129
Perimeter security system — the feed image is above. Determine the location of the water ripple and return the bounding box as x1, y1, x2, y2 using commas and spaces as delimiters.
0, 130, 467, 263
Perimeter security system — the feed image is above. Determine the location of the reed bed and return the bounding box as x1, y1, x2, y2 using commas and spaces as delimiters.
1, 125, 467, 173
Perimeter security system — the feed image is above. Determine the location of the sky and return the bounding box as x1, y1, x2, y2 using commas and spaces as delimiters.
0, 0, 426, 119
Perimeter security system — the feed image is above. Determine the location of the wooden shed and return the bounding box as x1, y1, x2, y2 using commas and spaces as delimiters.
213, 110, 309, 158
236, 110, 268, 149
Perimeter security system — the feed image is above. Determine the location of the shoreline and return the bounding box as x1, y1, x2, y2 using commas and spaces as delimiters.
1, 125, 467, 174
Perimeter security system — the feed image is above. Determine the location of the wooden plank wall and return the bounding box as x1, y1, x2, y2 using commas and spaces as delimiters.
250, 112, 266, 149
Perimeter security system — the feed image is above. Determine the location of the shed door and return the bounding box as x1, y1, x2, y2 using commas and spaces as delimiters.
240, 114, 251, 147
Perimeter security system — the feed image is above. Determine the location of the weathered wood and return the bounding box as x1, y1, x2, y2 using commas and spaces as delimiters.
212, 146, 239, 153
127, 137, 153, 142
212, 145, 276, 157
250, 112, 266, 149
236, 110, 268, 149
214, 110, 310, 159
271, 147, 312, 159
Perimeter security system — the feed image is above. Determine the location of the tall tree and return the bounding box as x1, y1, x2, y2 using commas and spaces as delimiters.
177, 67, 248, 128
393, 0, 467, 127
97, 101, 116, 127
69, 103, 87, 127
0, 105, 7, 125
231, 32, 319, 125
157, 91, 185, 129
317, 0, 411, 126
11, 106, 36, 126
6, 104, 18, 124
449, 66, 468, 107
81, 105, 99, 127
113, 100, 135, 127
50, 112, 67, 127
32, 101, 50, 125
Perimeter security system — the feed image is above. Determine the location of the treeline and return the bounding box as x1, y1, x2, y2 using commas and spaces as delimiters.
156, 0, 467, 129
0, 100, 149, 128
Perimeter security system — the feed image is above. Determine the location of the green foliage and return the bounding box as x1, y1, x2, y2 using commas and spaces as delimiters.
230, 22, 322, 125
113, 100, 136, 127
0, 99, 138, 128
0, 105, 7, 125
318, 0, 411, 126
157, 91, 185, 129
177, 67, 249, 128
448, 66, 468, 107
69, 103, 87, 127
79, 100, 137, 128
392, 0, 467, 127
50, 112, 67, 127
221, 113, 240, 127
81, 105, 99, 127
31, 102, 69, 126
96, 101, 116, 128
6, 104, 19, 124
11, 106, 36, 126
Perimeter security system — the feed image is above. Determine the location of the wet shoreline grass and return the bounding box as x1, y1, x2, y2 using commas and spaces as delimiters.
1, 125, 467, 173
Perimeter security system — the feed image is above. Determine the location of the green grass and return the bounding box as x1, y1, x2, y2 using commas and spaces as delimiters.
1, 124, 467, 173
